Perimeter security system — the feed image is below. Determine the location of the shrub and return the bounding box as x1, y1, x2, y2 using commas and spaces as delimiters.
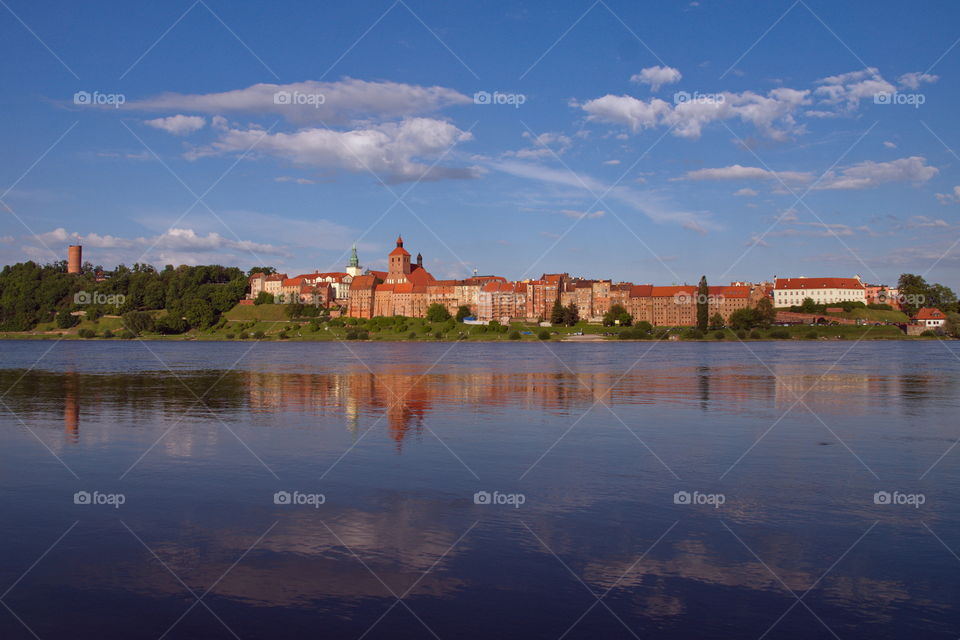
56, 309, 79, 329
345, 330, 358, 340
434, 331, 443, 339
278, 331, 289, 339
122, 310, 155, 335
253, 330, 266, 340
683, 328, 704, 340
120, 330, 135, 340
736, 330, 747, 339
538, 329, 551, 340
78, 328, 95, 339
225, 333, 235, 339
358, 331, 369, 340
102, 329, 114, 339
508, 330, 521, 340
713, 330, 725, 340
426, 303, 451, 322
635, 321, 653, 333
238, 331, 249, 340
920, 330, 936, 337
769, 329, 790, 339
749, 330, 762, 339
407, 331, 417, 339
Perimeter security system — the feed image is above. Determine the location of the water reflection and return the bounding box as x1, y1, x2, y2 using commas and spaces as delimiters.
0, 342, 959, 639
0, 364, 951, 449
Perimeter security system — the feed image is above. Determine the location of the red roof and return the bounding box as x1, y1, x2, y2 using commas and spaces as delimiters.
630, 285, 653, 297
915, 307, 945, 320
350, 275, 380, 290
265, 273, 287, 282
775, 277, 863, 290
651, 285, 696, 297
482, 281, 515, 293
407, 268, 435, 285
709, 285, 751, 299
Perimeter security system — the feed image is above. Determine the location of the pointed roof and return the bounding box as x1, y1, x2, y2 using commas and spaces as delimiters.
389, 235, 410, 257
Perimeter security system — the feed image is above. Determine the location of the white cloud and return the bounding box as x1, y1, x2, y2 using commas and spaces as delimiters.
602, 159, 621, 165
144, 114, 206, 136
898, 72, 938, 89
186, 117, 479, 183
125, 78, 471, 125
883, 141, 897, 149
734, 188, 758, 197
630, 66, 682, 91
683, 164, 813, 183
934, 185, 960, 204
32, 227, 288, 264
815, 156, 938, 190
506, 131, 572, 159
814, 68, 895, 111
580, 87, 810, 140
907, 215, 950, 228
275, 176, 315, 184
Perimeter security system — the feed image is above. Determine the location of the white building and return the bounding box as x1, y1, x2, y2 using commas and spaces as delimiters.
773, 276, 866, 307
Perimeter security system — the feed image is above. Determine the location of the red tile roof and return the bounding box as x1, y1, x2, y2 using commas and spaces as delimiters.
915, 307, 945, 320
651, 285, 696, 297
630, 285, 653, 297
775, 277, 864, 290
709, 285, 751, 299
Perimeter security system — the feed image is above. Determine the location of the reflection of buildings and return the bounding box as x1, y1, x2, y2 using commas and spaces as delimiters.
64, 370, 79, 443
242, 367, 788, 448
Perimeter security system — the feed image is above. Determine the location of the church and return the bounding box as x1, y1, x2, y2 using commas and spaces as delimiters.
347, 236, 437, 318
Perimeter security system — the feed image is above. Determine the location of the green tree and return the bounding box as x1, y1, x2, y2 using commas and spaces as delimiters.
285, 302, 305, 319
254, 291, 274, 305
248, 267, 276, 276
121, 311, 155, 335
455, 305, 472, 322
756, 297, 776, 327
426, 303, 451, 322
602, 304, 631, 326
550, 297, 565, 324
55, 309, 79, 329
562, 302, 579, 326
897, 273, 929, 315
696, 276, 709, 332
729, 307, 759, 330
708, 312, 724, 330
799, 297, 818, 313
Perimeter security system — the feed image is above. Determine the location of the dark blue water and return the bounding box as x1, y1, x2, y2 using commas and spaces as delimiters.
1, 339, 958, 639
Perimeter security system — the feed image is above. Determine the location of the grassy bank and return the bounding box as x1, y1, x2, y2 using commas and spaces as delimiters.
0, 302, 942, 342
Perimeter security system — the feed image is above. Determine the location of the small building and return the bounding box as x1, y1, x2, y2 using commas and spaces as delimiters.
913, 307, 947, 329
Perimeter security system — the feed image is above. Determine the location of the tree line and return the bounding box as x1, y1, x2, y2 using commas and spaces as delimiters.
0, 260, 247, 332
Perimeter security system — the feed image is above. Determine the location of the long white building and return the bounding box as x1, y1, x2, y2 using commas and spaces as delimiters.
773, 276, 866, 307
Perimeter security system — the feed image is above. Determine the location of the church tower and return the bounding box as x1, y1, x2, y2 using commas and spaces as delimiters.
388, 235, 411, 278
346, 245, 363, 277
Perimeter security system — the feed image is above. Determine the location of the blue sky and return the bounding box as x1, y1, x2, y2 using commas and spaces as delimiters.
1, 0, 959, 287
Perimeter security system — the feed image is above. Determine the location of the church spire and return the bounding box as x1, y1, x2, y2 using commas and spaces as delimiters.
396, 235, 403, 248
349, 244, 359, 268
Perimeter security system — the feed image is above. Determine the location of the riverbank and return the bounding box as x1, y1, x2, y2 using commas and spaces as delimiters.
1, 322, 946, 342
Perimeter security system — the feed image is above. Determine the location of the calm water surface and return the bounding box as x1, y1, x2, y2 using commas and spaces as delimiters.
1, 339, 959, 639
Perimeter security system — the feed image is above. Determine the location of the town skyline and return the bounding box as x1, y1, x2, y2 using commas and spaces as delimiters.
2, 2, 959, 286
